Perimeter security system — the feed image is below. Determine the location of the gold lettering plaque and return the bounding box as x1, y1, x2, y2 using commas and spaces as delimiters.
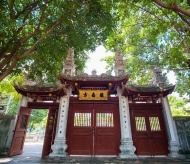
79, 90, 108, 100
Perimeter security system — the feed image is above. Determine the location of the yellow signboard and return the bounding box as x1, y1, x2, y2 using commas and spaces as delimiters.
79, 90, 108, 100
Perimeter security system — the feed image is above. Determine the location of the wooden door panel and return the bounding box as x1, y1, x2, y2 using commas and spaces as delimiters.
9, 107, 31, 156
42, 108, 58, 157
130, 106, 168, 156
95, 135, 116, 155
94, 104, 116, 155
72, 127, 93, 155
136, 138, 150, 155
148, 111, 168, 155
9, 134, 25, 155
68, 104, 93, 155
151, 138, 166, 154
71, 135, 93, 155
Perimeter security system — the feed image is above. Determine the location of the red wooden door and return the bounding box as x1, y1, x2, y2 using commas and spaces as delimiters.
130, 108, 168, 155
68, 103, 120, 156
42, 108, 58, 157
94, 104, 118, 155
68, 104, 93, 155
9, 106, 31, 156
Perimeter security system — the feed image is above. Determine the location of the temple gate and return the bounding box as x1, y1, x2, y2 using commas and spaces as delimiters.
9, 48, 181, 158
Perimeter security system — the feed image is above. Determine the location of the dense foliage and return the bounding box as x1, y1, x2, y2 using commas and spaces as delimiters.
104, 0, 190, 96
28, 109, 48, 133
0, 0, 115, 83
0, 1, 190, 120
0, 75, 23, 115
168, 95, 190, 116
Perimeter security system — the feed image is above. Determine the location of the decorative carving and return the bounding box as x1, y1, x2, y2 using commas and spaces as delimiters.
114, 48, 126, 76
91, 69, 97, 77
14, 82, 66, 101
63, 48, 75, 76
106, 70, 112, 75
152, 66, 167, 88
101, 73, 108, 78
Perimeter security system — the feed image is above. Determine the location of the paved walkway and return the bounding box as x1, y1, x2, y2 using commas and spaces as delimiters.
1, 155, 190, 164
1, 142, 190, 164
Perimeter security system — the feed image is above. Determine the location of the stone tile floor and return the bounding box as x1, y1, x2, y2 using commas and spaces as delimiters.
1, 142, 190, 163
1, 156, 190, 164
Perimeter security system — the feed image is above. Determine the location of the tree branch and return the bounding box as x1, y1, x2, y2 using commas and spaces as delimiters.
17, 18, 64, 60
0, 59, 18, 82
9, 0, 16, 19
177, 12, 190, 27
153, 0, 190, 17
0, 54, 14, 70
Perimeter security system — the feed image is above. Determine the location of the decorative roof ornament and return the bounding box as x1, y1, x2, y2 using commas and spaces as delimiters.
123, 66, 175, 101
91, 69, 97, 77
114, 48, 126, 77
63, 48, 76, 77
152, 66, 167, 88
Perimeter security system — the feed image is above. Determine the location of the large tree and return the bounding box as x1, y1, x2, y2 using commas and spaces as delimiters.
0, 0, 115, 82
1, 0, 190, 97
105, 0, 190, 96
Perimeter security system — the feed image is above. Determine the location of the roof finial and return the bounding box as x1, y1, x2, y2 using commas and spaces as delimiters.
114, 48, 126, 77
62, 48, 76, 76
152, 66, 167, 88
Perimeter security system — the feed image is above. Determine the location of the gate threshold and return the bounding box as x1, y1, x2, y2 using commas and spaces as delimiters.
69, 155, 117, 158
138, 155, 167, 158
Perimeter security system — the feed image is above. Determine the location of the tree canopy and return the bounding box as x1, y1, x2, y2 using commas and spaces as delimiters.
168, 95, 190, 116
104, 0, 190, 96
0, 0, 190, 97
0, 0, 115, 82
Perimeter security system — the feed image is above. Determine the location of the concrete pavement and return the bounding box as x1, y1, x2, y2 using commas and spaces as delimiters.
0, 142, 190, 163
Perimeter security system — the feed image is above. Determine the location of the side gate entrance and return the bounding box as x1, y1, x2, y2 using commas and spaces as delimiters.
130, 103, 168, 156
67, 102, 121, 156
9, 103, 59, 158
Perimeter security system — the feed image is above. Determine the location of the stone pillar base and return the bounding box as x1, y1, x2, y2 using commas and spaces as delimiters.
168, 141, 184, 158
49, 138, 67, 157
119, 138, 137, 159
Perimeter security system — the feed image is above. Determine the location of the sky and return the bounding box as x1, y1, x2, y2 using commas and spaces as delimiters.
84, 45, 176, 85
84, 45, 112, 75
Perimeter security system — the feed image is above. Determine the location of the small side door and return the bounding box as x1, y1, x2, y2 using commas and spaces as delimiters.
9, 106, 31, 156
131, 109, 168, 155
